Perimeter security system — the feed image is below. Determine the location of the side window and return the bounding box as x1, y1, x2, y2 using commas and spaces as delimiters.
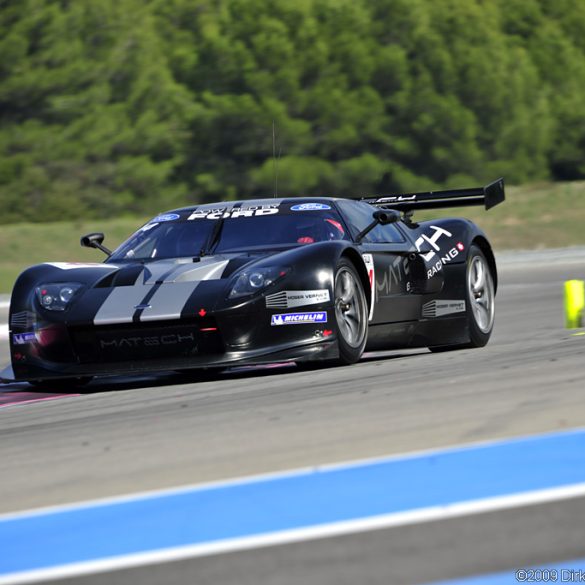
336, 200, 404, 243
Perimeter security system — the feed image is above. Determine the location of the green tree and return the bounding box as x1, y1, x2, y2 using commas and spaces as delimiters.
2, 0, 585, 224
0, 0, 194, 223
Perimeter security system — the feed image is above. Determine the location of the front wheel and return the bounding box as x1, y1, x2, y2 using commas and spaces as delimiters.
429, 245, 495, 352
333, 259, 369, 364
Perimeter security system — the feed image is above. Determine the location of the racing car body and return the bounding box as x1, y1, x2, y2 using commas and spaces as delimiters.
1, 179, 505, 385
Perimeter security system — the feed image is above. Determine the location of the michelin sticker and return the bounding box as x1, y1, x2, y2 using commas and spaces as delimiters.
265, 290, 330, 309
12, 332, 36, 345
271, 312, 327, 326
291, 203, 331, 211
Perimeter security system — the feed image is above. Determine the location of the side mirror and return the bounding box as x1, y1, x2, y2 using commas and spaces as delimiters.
373, 209, 401, 225
355, 209, 402, 243
80, 232, 112, 257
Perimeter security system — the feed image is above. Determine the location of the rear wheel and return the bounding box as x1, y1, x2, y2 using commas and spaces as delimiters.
333, 259, 369, 364
429, 244, 495, 352
466, 246, 496, 346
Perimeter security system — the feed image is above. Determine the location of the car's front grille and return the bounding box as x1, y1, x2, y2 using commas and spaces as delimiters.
70, 319, 222, 363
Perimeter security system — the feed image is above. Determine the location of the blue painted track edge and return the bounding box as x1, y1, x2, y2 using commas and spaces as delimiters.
1, 425, 585, 522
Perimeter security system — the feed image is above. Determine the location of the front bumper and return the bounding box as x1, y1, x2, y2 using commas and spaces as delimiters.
5, 337, 338, 382
8, 308, 338, 382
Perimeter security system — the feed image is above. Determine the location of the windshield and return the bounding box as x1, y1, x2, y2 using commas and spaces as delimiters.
109, 206, 350, 262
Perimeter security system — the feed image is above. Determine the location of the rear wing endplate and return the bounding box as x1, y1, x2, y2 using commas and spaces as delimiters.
360, 177, 505, 212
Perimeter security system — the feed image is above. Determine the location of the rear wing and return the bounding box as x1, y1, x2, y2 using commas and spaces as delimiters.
360, 177, 505, 212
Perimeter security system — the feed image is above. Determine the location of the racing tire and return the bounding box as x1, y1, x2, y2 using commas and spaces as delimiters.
332, 259, 369, 364
297, 259, 368, 370
429, 244, 495, 352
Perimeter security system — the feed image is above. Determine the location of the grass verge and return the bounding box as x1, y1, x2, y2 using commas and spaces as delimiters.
416, 180, 585, 250
0, 217, 147, 294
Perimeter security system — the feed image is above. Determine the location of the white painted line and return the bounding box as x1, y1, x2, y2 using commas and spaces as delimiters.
0, 325, 8, 341
2, 482, 585, 585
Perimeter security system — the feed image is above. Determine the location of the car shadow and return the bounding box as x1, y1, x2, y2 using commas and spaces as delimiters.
0, 349, 428, 401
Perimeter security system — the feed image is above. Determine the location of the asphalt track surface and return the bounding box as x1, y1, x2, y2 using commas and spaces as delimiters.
1, 249, 584, 584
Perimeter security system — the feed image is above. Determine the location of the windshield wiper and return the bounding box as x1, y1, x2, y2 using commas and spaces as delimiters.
199, 216, 226, 257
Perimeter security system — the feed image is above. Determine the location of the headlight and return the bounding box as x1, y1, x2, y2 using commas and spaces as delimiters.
36, 283, 83, 311
228, 266, 290, 299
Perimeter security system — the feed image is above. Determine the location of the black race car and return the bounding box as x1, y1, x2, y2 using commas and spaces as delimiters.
1, 179, 505, 386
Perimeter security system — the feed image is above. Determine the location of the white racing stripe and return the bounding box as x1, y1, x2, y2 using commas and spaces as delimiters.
93, 285, 153, 325
142, 258, 229, 285
139, 282, 201, 322
1, 483, 585, 585
92, 259, 230, 325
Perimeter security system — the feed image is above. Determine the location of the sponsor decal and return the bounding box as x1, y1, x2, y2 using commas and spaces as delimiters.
12, 332, 36, 345
375, 256, 411, 298
415, 226, 465, 279
188, 204, 280, 220
271, 312, 327, 326
99, 332, 196, 350
290, 203, 331, 211
374, 194, 417, 204
314, 328, 334, 338
151, 213, 180, 222
425, 246, 464, 279
362, 254, 375, 321
10, 311, 36, 329
415, 226, 453, 262
265, 289, 330, 309
422, 300, 466, 318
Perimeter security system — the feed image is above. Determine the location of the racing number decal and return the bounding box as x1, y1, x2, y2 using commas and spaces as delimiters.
362, 253, 375, 321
